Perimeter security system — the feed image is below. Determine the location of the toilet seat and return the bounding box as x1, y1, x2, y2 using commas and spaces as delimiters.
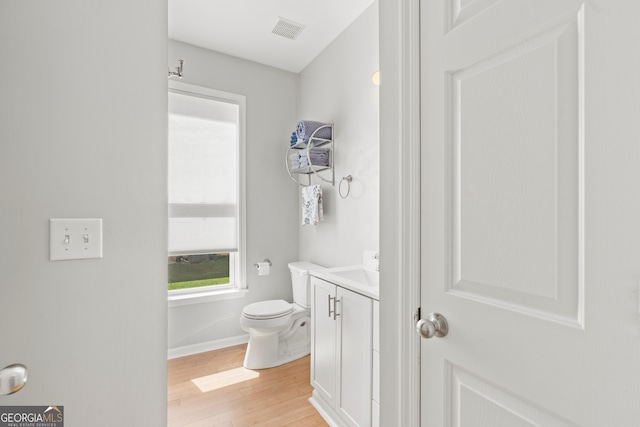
242, 299, 293, 320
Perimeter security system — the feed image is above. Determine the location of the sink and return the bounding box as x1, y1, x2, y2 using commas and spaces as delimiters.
329, 267, 379, 287
311, 265, 379, 299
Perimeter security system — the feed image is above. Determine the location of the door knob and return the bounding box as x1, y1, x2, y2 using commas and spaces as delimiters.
0, 364, 27, 395
416, 313, 448, 339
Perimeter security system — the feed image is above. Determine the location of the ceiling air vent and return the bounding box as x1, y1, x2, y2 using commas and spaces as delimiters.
271, 17, 305, 40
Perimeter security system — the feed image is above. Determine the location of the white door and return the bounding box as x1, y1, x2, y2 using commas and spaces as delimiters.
420, 0, 640, 426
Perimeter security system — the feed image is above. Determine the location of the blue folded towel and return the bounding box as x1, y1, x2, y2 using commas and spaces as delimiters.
290, 131, 299, 146
296, 120, 332, 142
309, 148, 328, 164
309, 158, 329, 167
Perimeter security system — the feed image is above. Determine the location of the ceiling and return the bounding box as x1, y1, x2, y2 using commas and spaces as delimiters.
168, 0, 375, 73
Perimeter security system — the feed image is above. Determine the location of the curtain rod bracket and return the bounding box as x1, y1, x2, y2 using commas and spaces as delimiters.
168, 59, 185, 79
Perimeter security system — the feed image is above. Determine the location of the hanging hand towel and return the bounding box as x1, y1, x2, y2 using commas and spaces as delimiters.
301, 184, 324, 226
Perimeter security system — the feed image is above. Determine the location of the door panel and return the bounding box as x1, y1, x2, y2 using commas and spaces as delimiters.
311, 277, 337, 405
448, 363, 577, 427
420, 0, 640, 425
336, 287, 372, 427
447, 7, 583, 325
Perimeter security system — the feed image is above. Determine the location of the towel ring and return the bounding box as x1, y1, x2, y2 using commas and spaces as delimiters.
339, 175, 352, 199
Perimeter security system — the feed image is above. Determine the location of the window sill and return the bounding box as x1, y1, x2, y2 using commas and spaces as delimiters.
168, 287, 248, 308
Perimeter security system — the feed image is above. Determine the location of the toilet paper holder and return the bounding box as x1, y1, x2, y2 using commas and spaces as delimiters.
254, 259, 272, 269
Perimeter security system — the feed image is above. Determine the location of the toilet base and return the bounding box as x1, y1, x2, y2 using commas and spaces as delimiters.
243, 315, 310, 370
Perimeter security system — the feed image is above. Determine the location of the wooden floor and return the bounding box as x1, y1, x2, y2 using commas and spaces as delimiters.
168, 344, 328, 427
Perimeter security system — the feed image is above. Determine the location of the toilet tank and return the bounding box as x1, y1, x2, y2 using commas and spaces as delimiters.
288, 261, 323, 308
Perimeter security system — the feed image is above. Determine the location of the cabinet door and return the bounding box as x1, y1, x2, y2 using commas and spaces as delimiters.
336, 286, 372, 427
310, 277, 337, 406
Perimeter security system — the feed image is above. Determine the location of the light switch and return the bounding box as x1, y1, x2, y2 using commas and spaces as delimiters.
50, 218, 103, 261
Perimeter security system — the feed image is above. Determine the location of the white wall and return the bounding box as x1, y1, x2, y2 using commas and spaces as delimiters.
0, 1, 167, 426
298, 2, 380, 267
167, 40, 300, 353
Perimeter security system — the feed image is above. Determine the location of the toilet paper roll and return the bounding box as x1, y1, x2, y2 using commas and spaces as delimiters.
256, 262, 270, 276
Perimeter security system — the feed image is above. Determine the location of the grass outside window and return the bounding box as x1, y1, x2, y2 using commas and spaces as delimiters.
168, 254, 230, 291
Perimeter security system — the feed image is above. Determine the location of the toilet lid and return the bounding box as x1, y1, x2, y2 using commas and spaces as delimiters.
243, 300, 293, 319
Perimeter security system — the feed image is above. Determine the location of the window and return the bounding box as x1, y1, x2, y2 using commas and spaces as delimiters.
168, 82, 246, 297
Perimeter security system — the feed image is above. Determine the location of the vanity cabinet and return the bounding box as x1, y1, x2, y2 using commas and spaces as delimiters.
310, 276, 375, 427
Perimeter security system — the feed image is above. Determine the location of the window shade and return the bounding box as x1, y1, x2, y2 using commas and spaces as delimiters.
168, 91, 239, 255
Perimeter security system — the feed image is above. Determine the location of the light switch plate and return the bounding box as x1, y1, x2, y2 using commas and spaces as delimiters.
50, 218, 103, 261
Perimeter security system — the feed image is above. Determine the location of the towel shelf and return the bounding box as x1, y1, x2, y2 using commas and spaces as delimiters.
286, 123, 334, 187
290, 165, 332, 174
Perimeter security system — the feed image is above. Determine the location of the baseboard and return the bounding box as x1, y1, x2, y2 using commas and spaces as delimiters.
168, 334, 249, 359
309, 390, 346, 427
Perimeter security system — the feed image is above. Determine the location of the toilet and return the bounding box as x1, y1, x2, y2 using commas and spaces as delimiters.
240, 261, 322, 369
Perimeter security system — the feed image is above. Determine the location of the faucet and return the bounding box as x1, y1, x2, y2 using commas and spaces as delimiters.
363, 250, 380, 271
